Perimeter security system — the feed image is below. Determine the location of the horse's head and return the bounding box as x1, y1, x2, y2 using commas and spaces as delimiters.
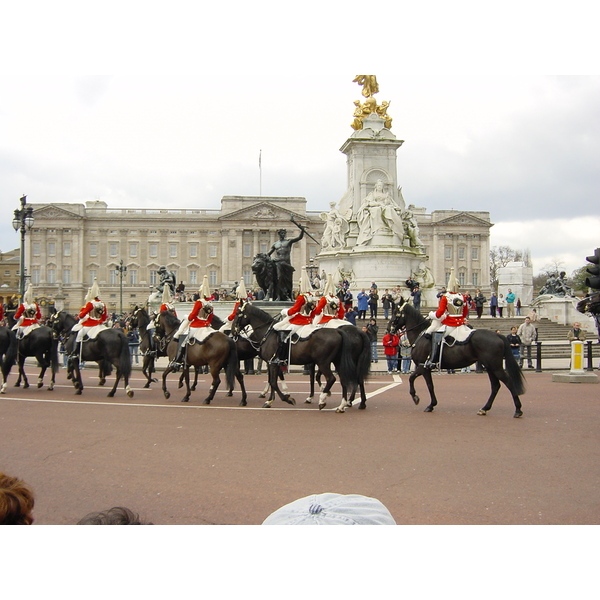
157, 309, 179, 335
130, 306, 148, 330
230, 301, 249, 337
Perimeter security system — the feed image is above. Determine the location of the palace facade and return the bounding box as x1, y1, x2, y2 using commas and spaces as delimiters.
10, 196, 492, 313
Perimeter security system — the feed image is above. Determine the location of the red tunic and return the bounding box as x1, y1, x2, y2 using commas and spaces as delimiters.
286, 294, 315, 326
435, 293, 468, 327
160, 303, 177, 316
227, 301, 241, 322
313, 295, 345, 323
14, 303, 42, 327
188, 300, 214, 328
0, 304, 4, 321
78, 301, 108, 327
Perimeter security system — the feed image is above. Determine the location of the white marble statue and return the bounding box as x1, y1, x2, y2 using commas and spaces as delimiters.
356, 179, 404, 246
320, 201, 350, 250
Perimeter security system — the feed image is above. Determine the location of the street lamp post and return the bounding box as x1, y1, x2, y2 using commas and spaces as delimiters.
12, 195, 35, 298
116, 259, 127, 316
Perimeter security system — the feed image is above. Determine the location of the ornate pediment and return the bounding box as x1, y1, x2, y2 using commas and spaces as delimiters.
435, 212, 491, 227
32, 205, 83, 221
219, 201, 306, 223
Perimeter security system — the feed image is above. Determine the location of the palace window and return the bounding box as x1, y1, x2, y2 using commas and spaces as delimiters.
444, 246, 452, 260
149, 270, 157, 285
169, 244, 177, 258
47, 268, 56, 284
209, 245, 217, 258
472, 272, 479, 286
458, 246, 465, 260
149, 243, 158, 258
129, 243, 138, 258
189, 244, 198, 258
243, 243, 251, 258
472, 247, 479, 260
63, 242, 71, 257
129, 270, 138, 285
89, 270, 97, 284
33, 243, 40, 256
90, 243, 98, 257
63, 269, 71, 284
189, 270, 198, 285
31, 269, 40, 284
48, 242, 56, 256
209, 270, 217, 286
109, 243, 118, 257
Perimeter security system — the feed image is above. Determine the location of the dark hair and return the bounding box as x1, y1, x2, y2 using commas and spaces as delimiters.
77, 506, 152, 525
0, 472, 35, 525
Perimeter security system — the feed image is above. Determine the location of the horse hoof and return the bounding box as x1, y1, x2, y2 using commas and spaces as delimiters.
23, 383, 29, 389
164, 392, 171, 399
283, 395, 295, 406
75, 389, 82, 395
319, 403, 326, 410
144, 383, 150, 389
424, 406, 434, 413
178, 381, 184, 389
15, 382, 21, 388
305, 398, 312, 404
412, 395, 420, 406
107, 392, 115, 398
262, 402, 271, 408
37, 382, 43, 388
48, 384, 54, 391
477, 409, 487, 416
203, 399, 211, 405
358, 403, 366, 410
127, 390, 134, 398
335, 407, 345, 413
514, 411, 523, 418
191, 385, 197, 392
239, 400, 247, 407
98, 381, 105, 387
258, 393, 266, 399
227, 391, 233, 397
181, 398, 190, 403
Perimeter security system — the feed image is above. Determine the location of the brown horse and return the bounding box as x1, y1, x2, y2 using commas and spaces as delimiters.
231, 302, 362, 411
159, 311, 247, 405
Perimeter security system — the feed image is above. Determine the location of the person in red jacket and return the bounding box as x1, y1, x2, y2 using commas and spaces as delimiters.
272, 266, 316, 365
312, 274, 345, 326
70, 279, 108, 358
382, 328, 400, 373
12, 284, 42, 339
424, 268, 469, 369
170, 275, 214, 370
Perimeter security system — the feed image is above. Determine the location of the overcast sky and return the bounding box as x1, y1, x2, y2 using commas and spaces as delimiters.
1, 1, 598, 278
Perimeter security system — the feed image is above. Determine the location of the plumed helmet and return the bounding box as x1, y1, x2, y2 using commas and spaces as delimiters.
236, 277, 247, 300
23, 283, 34, 305
88, 278, 101, 301
200, 275, 211, 300
161, 282, 172, 305
323, 273, 336, 296
299, 266, 312, 295
447, 267, 460, 294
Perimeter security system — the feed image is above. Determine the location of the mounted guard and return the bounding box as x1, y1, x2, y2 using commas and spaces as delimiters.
70, 279, 109, 361
147, 283, 177, 353
423, 267, 469, 369
12, 284, 42, 340
170, 275, 214, 371
312, 273, 345, 328
272, 266, 316, 367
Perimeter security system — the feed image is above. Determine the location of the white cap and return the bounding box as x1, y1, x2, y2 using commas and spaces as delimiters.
86, 278, 100, 302
236, 277, 247, 300
199, 275, 211, 299
161, 282, 173, 304
447, 267, 460, 294
262, 493, 396, 525
323, 273, 336, 296
299, 266, 312, 295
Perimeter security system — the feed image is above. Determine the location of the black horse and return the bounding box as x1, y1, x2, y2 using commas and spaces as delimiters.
12, 325, 59, 391
50, 311, 133, 398
0, 327, 18, 394
231, 303, 365, 411
389, 300, 525, 418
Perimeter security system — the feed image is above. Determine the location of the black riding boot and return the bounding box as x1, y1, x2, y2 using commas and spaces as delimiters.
169, 336, 187, 371
424, 332, 443, 369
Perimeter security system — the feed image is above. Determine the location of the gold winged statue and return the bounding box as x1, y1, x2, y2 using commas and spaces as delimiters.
351, 75, 392, 130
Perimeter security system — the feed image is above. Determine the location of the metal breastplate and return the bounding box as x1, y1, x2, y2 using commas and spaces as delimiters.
445, 293, 464, 316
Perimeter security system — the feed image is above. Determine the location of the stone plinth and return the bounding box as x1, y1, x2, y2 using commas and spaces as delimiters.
552, 372, 599, 384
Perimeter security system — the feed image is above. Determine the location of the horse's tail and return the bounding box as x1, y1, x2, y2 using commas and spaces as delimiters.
2, 331, 18, 376
119, 334, 132, 379
101, 359, 114, 377
503, 336, 526, 396
337, 328, 361, 398
356, 328, 372, 383
50, 334, 60, 373
224, 337, 238, 391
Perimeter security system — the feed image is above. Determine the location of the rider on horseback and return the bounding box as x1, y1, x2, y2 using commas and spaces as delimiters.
272, 266, 316, 367
70, 279, 108, 360
312, 273, 345, 326
423, 268, 469, 370
12, 284, 42, 340
169, 275, 213, 371
147, 284, 177, 353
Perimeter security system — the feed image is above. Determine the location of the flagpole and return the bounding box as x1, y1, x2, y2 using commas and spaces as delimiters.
259, 149, 262, 196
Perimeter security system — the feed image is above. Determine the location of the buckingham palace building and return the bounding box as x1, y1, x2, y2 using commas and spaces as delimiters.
20, 195, 492, 313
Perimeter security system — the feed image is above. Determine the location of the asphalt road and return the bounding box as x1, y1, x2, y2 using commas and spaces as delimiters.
1, 365, 599, 525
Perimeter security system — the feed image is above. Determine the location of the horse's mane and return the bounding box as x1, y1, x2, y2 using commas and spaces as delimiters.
244, 302, 275, 325
211, 313, 225, 329
160, 310, 180, 329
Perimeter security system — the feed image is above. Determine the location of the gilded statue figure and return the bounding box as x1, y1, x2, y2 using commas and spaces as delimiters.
351, 75, 392, 130
353, 75, 379, 97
